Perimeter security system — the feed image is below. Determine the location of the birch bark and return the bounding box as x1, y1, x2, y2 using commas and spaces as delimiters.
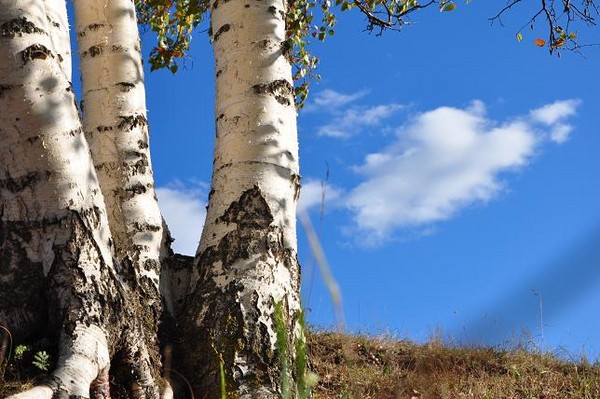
181, 0, 303, 396
1, 1, 164, 397
0, 1, 115, 396
72, 0, 166, 391
73, 0, 164, 301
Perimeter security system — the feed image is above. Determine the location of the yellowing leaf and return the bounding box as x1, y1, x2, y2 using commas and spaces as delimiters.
554, 38, 566, 48
441, 2, 456, 11
516, 33, 523, 42
534, 38, 546, 47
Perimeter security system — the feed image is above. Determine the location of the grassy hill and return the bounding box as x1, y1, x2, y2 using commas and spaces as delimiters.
2, 330, 600, 398
308, 331, 600, 398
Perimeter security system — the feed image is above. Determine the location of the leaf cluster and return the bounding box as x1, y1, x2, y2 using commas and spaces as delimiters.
493, 0, 598, 55
135, 0, 597, 108
134, 0, 443, 106
286, 0, 337, 107
136, 0, 210, 73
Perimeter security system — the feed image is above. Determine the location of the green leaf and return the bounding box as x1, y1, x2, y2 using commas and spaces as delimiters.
32, 351, 50, 372
441, 2, 456, 11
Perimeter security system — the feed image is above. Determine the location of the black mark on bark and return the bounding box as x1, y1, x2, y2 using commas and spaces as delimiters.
0, 171, 49, 193
212, 0, 231, 9
0, 17, 45, 38
291, 173, 301, 201
123, 183, 147, 199
78, 23, 107, 37
213, 24, 230, 41
0, 84, 14, 98
96, 125, 113, 132
116, 82, 136, 92
267, 5, 285, 18
86, 45, 104, 58
253, 79, 293, 106
217, 185, 273, 228
281, 40, 292, 60
46, 16, 60, 28
20, 44, 53, 65
127, 156, 150, 175
118, 115, 148, 131
132, 222, 161, 233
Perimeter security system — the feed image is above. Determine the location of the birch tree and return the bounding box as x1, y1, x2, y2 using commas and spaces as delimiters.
1, 0, 166, 397
177, 1, 303, 396
137, 0, 597, 397
1, 0, 598, 397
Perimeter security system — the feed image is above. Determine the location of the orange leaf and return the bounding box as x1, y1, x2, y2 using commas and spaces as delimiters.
534, 38, 546, 47
554, 38, 566, 48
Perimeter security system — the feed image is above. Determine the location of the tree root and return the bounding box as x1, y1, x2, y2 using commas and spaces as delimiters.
6, 324, 109, 399
4, 323, 173, 399
90, 369, 111, 399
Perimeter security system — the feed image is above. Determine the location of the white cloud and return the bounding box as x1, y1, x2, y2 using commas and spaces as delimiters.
549, 123, 573, 144
297, 179, 343, 213
303, 89, 404, 138
530, 99, 580, 126
343, 99, 579, 244
318, 103, 404, 138
156, 182, 207, 255
306, 89, 369, 111
529, 99, 580, 144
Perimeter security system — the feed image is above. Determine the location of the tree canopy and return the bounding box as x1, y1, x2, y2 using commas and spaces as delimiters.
136, 0, 598, 106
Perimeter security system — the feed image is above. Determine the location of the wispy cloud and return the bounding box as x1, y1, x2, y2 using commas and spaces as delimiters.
530, 99, 580, 144
305, 89, 369, 112
342, 99, 580, 245
530, 99, 580, 126
156, 181, 207, 255
306, 89, 403, 138
318, 104, 404, 138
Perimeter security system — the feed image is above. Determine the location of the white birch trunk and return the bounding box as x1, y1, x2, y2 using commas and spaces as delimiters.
72, 0, 166, 393
182, 0, 302, 396
73, 0, 164, 298
0, 1, 113, 395
1, 2, 165, 397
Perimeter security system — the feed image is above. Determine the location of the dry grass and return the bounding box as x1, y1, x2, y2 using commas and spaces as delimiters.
308, 330, 600, 399
2, 330, 600, 398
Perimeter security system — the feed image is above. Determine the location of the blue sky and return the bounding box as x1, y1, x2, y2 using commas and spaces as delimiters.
130, 2, 600, 359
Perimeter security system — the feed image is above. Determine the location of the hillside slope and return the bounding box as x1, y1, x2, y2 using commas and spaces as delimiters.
308, 331, 600, 399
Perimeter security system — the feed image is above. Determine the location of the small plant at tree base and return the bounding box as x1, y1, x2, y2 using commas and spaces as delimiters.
212, 343, 227, 399
13, 345, 30, 362
32, 351, 51, 372
294, 311, 319, 399
275, 302, 318, 399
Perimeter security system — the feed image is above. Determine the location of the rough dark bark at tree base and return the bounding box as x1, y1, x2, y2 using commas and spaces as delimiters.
180, 187, 300, 398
